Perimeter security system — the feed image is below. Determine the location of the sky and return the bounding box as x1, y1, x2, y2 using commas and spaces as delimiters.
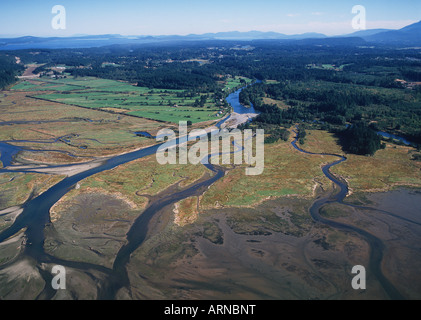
0, 0, 420, 37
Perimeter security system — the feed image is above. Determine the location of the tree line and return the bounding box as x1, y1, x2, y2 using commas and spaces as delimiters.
0, 54, 24, 89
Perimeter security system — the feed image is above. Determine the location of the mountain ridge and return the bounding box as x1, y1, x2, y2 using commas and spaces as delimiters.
1, 20, 420, 50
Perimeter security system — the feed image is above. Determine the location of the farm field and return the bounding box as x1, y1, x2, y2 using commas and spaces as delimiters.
12, 76, 225, 124
224, 76, 254, 91
0, 89, 165, 160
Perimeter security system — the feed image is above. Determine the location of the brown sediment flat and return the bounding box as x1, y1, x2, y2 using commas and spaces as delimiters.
125, 196, 388, 300
124, 187, 421, 300
2, 79, 419, 300
344, 188, 421, 299
1, 160, 419, 299
45, 192, 139, 269
0, 257, 45, 299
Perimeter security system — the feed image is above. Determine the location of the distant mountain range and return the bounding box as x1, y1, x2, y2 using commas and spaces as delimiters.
363, 20, 421, 45
182, 31, 328, 40
0, 21, 420, 50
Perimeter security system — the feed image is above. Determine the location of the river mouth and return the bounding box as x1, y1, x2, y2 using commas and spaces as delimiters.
291, 128, 407, 300
116, 188, 421, 300
0, 85, 249, 299
1, 84, 421, 299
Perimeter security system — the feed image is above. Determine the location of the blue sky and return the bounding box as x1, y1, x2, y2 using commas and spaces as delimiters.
0, 0, 420, 37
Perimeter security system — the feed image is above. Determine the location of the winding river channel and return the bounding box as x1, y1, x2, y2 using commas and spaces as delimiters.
0, 84, 406, 299
291, 128, 404, 300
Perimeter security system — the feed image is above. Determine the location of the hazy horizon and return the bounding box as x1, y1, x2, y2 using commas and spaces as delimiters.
0, 22, 418, 39
0, 0, 419, 38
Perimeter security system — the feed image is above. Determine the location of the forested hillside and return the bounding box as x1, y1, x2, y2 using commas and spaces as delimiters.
0, 54, 23, 89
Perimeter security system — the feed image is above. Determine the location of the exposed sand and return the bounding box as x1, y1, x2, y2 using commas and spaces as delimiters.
4, 141, 160, 177
5, 159, 106, 177
0, 206, 23, 225
0, 258, 40, 281
220, 112, 258, 129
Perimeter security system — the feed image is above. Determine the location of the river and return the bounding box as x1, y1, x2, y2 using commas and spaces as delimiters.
225, 85, 258, 114
0, 84, 409, 300
0, 84, 255, 299
377, 131, 415, 146
291, 127, 404, 300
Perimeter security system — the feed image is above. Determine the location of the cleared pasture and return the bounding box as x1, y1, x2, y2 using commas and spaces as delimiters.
17, 77, 223, 124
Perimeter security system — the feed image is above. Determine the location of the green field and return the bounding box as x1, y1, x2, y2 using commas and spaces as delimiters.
306, 64, 353, 71
11, 80, 84, 92
12, 77, 224, 124
0, 89, 164, 158
224, 76, 253, 91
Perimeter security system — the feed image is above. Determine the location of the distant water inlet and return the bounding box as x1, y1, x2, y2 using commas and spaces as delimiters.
0, 142, 21, 167
134, 131, 154, 138
377, 131, 414, 146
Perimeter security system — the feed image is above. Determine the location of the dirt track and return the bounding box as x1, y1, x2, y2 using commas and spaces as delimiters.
18, 64, 40, 79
